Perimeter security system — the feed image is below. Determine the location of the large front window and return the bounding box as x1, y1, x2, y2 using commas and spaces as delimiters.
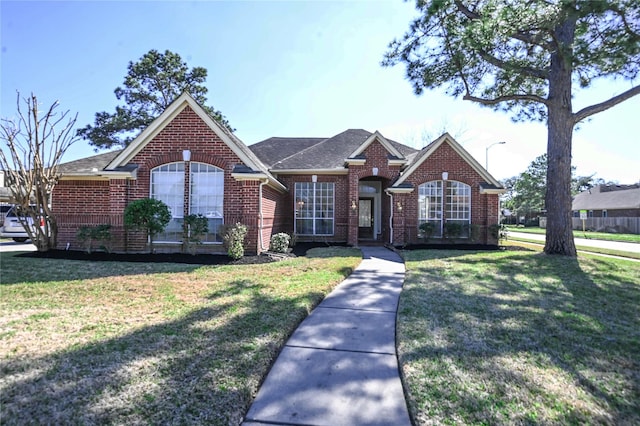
189, 162, 224, 242
418, 180, 471, 238
295, 182, 334, 235
151, 162, 224, 243
151, 163, 184, 242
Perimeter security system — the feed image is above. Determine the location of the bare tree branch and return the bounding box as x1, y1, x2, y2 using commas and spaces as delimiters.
573, 85, 640, 123
0, 92, 79, 251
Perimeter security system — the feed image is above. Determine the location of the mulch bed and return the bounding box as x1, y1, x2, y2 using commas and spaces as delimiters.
17, 242, 342, 265
18, 242, 516, 265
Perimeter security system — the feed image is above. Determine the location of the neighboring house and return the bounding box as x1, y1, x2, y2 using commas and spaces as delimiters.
572, 184, 640, 218
53, 93, 505, 254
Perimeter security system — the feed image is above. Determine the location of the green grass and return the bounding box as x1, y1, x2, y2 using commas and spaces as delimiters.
0, 247, 361, 425
399, 248, 640, 425
505, 225, 640, 243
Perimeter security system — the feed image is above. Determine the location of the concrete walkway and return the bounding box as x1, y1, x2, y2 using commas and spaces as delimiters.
242, 246, 411, 426
509, 231, 640, 254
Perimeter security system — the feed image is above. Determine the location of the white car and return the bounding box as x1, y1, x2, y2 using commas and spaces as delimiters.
0, 205, 43, 242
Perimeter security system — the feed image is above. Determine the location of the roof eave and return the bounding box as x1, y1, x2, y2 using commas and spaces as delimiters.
58, 170, 137, 181
479, 187, 506, 195
270, 168, 349, 175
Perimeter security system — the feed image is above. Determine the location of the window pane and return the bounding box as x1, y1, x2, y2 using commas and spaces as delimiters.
445, 181, 471, 238
190, 162, 224, 243
151, 163, 184, 242
418, 181, 443, 237
295, 182, 334, 235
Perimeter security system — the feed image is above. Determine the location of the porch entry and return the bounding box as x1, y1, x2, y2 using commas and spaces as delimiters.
358, 198, 374, 239
358, 181, 382, 241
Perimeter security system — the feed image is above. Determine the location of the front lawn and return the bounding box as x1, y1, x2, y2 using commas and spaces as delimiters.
400, 248, 640, 425
0, 248, 361, 425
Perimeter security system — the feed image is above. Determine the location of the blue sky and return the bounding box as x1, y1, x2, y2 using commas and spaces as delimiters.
1, 0, 638, 183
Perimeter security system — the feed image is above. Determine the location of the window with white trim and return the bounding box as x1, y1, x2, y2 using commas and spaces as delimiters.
418, 180, 443, 237
190, 162, 224, 242
295, 182, 334, 235
418, 180, 471, 238
151, 163, 185, 242
151, 162, 224, 243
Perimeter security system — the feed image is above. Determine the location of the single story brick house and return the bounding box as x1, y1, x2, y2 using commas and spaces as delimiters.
572, 184, 640, 218
54, 93, 505, 254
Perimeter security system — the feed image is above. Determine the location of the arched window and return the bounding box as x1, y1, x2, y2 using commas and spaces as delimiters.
189, 162, 224, 242
418, 180, 471, 238
151, 162, 185, 242
150, 162, 224, 243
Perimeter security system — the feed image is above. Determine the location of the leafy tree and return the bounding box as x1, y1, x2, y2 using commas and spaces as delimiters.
123, 198, 171, 253
383, 0, 640, 256
0, 93, 79, 251
502, 154, 607, 222
78, 49, 232, 150
510, 155, 549, 220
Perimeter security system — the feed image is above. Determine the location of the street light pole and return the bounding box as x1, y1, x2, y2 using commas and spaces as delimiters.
485, 141, 506, 171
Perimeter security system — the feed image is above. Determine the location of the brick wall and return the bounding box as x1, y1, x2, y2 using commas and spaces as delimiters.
346, 140, 404, 245
52, 106, 278, 254
391, 142, 500, 245
276, 174, 350, 242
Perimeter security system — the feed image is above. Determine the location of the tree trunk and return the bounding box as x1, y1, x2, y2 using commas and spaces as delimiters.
544, 14, 577, 257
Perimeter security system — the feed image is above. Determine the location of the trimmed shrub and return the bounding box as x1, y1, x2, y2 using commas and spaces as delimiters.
269, 232, 291, 253
124, 198, 171, 253
76, 224, 111, 253
224, 222, 247, 260
419, 222, 436, 240
183, 214, 208, 255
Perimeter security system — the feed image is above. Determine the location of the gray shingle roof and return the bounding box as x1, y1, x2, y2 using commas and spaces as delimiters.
251, 129, 418, 170
572, 185, 640, 210
250, 137, 326, 168
57, 150, 122, 174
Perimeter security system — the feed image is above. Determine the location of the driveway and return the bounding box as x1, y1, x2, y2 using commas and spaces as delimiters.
0, 240, 36, 253
508, 232, 640, 254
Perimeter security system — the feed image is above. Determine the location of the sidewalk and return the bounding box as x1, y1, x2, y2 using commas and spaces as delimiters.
242, 246, 411, 426
508, 231, 640, 254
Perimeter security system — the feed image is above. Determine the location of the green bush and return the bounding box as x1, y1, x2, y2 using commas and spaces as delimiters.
489, 223, 508, 242
223, 222, 248, 260
183, 214, 208, 254
76, 224, 111, 253
419, 222, 437, 240
444, 222, 468, 240
269, 232, 291, 253
124, 198, 171, 253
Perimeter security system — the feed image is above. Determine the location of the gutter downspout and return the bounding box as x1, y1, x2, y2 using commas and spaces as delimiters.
387, 191, 394, 245
258, 179, 269, 252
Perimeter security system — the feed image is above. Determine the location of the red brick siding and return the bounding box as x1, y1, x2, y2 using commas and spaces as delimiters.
392, 142, 500, 245
52, 106, 273, 254
276, 174, 350, 242
346, 140, 404, 245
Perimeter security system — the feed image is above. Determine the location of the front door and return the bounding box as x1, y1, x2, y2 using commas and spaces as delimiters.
358, 198, 374, 239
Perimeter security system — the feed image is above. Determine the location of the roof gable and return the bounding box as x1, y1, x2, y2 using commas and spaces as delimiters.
347, 131, 404, 160
259, 129, 417, 171
104, 92, 284, 190
393, 133, 503, 189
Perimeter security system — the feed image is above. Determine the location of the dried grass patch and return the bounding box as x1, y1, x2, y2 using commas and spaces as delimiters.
399, 249, 639, 425
0, 248, 361, 425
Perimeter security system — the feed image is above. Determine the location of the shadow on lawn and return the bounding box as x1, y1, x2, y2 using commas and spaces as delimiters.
1, 243, 341, 286
0, 278, 329, 425
400, 251, 639, 424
